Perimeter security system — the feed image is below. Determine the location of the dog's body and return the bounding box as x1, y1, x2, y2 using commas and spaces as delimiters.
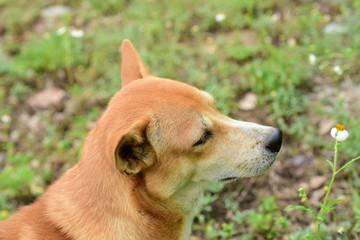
0, 40, 282, 240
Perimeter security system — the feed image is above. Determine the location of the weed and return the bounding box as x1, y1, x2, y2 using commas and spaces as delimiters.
195, 195, 290, 239
286, 124, 360, 239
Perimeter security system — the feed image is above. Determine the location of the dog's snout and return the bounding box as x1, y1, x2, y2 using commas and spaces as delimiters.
265, 128, 282, 153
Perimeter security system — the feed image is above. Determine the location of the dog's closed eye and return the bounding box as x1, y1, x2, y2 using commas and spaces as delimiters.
193, 130, 212, 147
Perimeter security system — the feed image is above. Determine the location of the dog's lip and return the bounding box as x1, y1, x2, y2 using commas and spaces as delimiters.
219, 177, 239, 182
218, 177, 253, 183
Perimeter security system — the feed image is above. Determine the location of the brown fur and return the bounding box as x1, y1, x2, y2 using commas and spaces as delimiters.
0, 40, 280, 240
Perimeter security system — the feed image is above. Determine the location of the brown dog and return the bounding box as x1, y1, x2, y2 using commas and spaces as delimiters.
0, 40, 282, 240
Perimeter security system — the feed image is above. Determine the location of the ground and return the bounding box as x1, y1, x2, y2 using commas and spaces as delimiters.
0, 0, 360, 239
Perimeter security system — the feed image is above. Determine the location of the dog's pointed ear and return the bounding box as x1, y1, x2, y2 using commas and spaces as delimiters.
121, 39, 151, 87
113, 118, 156, 176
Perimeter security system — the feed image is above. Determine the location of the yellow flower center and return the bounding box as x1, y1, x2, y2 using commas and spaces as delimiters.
336, 124, 345, 131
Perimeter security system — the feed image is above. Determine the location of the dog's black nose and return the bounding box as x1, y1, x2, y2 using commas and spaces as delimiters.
265, 128, 282, 153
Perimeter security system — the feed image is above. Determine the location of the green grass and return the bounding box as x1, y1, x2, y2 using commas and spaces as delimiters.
1, 0, 360, 238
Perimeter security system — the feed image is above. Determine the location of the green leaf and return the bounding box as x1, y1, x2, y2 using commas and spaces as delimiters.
324, 207, 336, 213
322, 199, 347, 215
285, 205, 315, 215
285, 205, 305, 210
327, 199, 346, 208
326, 160, 334, 169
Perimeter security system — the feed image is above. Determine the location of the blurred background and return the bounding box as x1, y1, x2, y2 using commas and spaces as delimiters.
0, 0, 360, 239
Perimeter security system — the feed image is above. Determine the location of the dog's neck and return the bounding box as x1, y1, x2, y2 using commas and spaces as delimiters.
124, 166, 206, 240
170, 182, 205, 239
44, 133, 204, 240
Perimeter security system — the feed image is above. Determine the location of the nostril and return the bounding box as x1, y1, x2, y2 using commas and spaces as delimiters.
265, 128, 282, 153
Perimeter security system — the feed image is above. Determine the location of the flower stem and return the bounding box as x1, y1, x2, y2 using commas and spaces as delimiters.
316, 140, 340, 239
64, 36, 74, 84
317, 224, 321, 240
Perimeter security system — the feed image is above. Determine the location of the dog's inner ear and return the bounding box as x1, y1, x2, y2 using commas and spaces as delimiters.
115, 120, 155, 176
121, 39, 152, 87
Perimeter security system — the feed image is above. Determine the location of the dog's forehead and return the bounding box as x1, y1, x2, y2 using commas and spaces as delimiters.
117, 78, 212, 107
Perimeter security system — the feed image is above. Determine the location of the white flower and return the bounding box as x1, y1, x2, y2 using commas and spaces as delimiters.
215, 13, 226, 22
330, 124, 349, 142
56, 26, 67, 35
271, 13, 280, 22
308, 54, 316, 65
1, 114, 11, 123
287, 38, 296, 47
191, 25, 200, 33
333, 65, 343, 75
337, 227, 345, 234
70, 28, 84, 38
324, 22, 347, 34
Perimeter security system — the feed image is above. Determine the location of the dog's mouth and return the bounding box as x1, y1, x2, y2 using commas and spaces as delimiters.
219, 177, 239, 183
219, 177, 254, 183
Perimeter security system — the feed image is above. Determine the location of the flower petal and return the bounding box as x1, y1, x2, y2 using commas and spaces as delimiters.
215, 13, 226, 22
336, 130, 349, 141
330, 127, 337, 138
333, 65, 343, 75
57, 27, 67, 35
308, 54, 316, 65
1, 114, 11, 123
70, 28, 84, 38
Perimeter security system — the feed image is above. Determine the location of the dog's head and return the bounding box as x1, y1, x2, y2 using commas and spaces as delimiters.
100, 40, 281, 199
